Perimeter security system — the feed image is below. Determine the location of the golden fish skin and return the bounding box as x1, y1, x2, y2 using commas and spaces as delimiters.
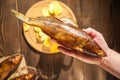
0, 54, 22, 80
10, 72, 37, 80
11, 10, 106, 57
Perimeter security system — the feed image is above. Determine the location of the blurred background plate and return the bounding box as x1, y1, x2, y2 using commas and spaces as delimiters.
23, 0, 77, 54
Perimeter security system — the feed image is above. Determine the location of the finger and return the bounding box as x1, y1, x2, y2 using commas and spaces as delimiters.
58, 46, 99, 60
83, 27, 105, 48
82, 27, 100, 38
50, 38, 58, 43
58, 46, 101, 64
58, 46, 77, 57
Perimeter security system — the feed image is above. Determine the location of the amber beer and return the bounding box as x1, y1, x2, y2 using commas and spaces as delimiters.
11, 10, 106, 57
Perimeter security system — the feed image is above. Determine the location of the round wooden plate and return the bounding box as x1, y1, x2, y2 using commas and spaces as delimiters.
23, 0, 77, 54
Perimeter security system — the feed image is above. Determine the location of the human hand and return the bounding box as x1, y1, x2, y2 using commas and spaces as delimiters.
82, 28, 109, 54
58, 28, 109, 65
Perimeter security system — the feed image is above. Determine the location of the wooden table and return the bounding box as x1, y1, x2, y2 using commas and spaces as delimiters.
0, 0, 120, 80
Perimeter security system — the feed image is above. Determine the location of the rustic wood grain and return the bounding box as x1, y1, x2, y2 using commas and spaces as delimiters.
0, 0, 20, 57
17, 0, 40, 67
0, 0, 119, 80
112, 0, 120, 51
108, 0, 120, 80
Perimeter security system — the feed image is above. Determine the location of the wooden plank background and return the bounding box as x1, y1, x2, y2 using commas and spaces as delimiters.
0, 0, 120, 80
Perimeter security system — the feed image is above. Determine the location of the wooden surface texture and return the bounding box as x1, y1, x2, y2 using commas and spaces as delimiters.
0, 0, 120, 80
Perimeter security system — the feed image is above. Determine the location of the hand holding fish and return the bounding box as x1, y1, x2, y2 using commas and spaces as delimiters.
57, 28, 108, 65
11, 10, 120, 79
58, 27, 120, 79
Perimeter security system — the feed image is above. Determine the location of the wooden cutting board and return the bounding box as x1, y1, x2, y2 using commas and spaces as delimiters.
23, 0, 77, 54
